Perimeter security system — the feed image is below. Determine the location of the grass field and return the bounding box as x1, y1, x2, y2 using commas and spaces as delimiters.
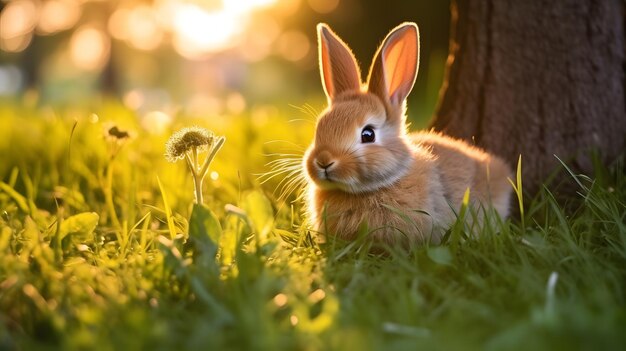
0, 100, 625, 351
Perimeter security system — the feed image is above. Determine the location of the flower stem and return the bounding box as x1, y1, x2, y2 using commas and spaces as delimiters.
192, 146, 198, 170
185, 136, 225, 205
193, 175, 203, 204
185, 153, 197, 177
198, 137, 225, 179
105, 163, 121, 228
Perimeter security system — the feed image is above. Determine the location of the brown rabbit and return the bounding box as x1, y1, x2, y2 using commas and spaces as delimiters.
303, 22, 512, 246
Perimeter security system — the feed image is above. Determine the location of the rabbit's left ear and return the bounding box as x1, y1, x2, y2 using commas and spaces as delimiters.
367, 23, 419, 113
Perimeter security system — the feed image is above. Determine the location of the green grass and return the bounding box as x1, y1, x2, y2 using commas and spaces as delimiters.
0, 100, 625, 351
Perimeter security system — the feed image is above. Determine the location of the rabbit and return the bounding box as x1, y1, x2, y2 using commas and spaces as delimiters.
302, 22, 512, 246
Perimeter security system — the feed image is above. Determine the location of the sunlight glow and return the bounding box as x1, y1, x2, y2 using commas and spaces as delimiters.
70, 26, 110, 71
109, 6, 163, 51
308, 289, 326, 303
277, 30, 310, 62
171, 0, 278, 59
290, 315, 299, 326
108, 8, 131, 40
123, 90, 145, 110
239, 16, 280, 62
38, 0, 81, 35
0, 0, 37, 39
0, 33, 33, 53
273, 293, 288, 307
127, 6, 163, 51
142, 111, 172, 135
0, 0, 38, 52
172, 3, 241, 58
1, 0, 307, 61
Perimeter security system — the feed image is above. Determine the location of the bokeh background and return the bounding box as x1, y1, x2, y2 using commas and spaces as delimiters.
0, 0, 450, 126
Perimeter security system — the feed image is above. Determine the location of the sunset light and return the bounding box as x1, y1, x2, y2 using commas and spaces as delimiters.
172, 3, 242, 58
0, 0, 37, 52
38, 0, 81, 35
69, 25, 110, 71
121, 5, 163, 51
3, 0, 285, 58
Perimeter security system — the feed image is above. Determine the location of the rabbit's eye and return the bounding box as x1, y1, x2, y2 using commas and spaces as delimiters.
361, 126, 375, 143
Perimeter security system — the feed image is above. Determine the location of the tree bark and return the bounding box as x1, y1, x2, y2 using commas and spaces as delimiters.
431, 0, 626, 195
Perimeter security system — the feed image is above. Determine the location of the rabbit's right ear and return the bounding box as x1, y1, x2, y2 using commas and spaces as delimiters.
317, 23, 361, 102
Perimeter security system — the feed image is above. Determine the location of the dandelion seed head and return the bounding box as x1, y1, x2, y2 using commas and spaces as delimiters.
104, 123, 131, 142
108, 126, 130, 139
165, 126, 214, 162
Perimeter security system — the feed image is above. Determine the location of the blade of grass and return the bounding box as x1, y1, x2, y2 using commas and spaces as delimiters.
508, 155, 525, 231
0, 181, 29, 212
157, 176, 177, 240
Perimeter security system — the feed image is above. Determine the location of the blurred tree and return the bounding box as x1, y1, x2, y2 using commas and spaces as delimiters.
431, 0, 626, 195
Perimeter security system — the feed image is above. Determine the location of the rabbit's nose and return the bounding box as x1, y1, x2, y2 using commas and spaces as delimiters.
315, 151, 336, 172
316, 160, 335, 170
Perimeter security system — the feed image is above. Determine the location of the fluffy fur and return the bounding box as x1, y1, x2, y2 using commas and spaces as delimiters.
304, 22, 512, 245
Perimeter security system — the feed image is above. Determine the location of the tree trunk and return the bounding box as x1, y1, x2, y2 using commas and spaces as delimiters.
431, 0, 626, 195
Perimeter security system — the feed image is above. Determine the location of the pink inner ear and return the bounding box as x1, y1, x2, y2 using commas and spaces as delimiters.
320, 39, 335, 98
317, 24, 362, 101
383, 30, 417, 104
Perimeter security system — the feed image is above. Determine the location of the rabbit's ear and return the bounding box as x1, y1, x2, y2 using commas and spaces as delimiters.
317, 23, 362, 102
367, 23, 419, 113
